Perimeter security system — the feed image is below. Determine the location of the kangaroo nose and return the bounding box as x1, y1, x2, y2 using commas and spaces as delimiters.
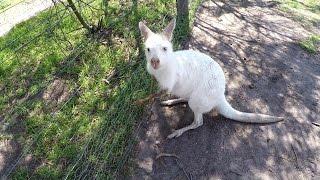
151, 58, 160, 69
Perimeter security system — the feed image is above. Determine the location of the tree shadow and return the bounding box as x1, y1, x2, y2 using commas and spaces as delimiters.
0, 37, 91, 178
133, 0, 320, 179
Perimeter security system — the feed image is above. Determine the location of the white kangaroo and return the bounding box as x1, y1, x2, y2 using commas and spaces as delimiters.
139, 19, 284, 139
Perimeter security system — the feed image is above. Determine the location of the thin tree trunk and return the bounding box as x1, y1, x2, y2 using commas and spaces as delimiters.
66, 0, 91, 31
103, 0, 109, 18
176, 0, 189, 18
176, 0, 190, 49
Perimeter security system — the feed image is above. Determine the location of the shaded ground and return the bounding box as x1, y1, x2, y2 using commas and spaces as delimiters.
132, 0, 320, 179
0, 78, 71, 178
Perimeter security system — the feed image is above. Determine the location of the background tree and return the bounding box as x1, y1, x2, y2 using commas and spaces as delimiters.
176, 0, 190, 49
66, 0, 91, 31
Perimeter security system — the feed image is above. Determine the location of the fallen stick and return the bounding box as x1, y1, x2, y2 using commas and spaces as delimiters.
133, 93, 159, 106
312, 122, 320, 127
156, 153, 180, 160
133, 90, 165, 106
102, 69, 117, 84
291, 145, 300, 169
156, 153, 191, 180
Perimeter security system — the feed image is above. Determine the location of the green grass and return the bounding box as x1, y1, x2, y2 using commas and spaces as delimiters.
276, 0, 320, 29
0, 0, 201, 179
299, 34, 320, 53
276, 0, 320, 54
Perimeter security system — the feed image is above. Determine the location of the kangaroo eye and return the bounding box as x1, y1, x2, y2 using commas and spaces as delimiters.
147, 48, 150, 52
163, 47, 167, 51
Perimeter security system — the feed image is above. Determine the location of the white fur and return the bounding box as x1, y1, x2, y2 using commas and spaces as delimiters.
139, 20, 284, 139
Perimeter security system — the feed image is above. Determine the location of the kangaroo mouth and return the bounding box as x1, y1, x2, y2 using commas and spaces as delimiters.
151, 61, 160, 69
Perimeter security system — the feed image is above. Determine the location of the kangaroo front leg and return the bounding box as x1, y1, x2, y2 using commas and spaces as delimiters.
161, 98, 187, 106
167, 112, 203, 139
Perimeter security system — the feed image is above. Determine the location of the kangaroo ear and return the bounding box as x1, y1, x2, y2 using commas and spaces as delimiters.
162, 18, 176, 41
139, 21, 153, 40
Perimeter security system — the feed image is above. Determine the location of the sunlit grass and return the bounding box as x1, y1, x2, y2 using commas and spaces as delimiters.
276, 0, 319, 54
277, 0, 320, 29
299, 34, 320, 53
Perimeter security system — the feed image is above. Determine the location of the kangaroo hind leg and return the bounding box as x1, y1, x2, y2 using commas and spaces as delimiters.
167, 112, 203, 139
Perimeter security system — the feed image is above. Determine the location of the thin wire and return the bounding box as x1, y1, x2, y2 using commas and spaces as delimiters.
12, 3, 71, 52
0, 10, 71, 126
0, 0, 27, 14
4, 40, 88, 178
78, 0, 104, 12
0, 0, 95, 51
0, 6, 66, 51
2, 0, 149, 178
66, 62, 148, 178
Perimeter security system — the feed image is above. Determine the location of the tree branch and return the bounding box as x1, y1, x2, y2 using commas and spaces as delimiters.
66, 0, 91, 31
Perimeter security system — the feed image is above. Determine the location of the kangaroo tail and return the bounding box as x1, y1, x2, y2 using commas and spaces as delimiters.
217, 97, 284, 123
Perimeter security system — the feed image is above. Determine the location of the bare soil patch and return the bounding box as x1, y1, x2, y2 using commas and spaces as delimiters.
0, 78, 71, 178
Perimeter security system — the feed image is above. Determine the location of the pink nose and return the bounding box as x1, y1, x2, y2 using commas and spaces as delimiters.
151, 58, 160, 69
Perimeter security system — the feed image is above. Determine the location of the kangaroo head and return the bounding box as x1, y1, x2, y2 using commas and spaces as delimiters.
139, 19, 176, 70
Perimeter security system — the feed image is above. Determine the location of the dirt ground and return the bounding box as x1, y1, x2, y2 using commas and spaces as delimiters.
132, 0, 320, 179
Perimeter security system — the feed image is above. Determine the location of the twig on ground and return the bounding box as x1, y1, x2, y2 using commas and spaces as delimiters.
156, 153, 192, 180
291, 145, 300, 169
230, 170, 242, 176
133, 93, 158, 106
102, 69, 117, 84
311, 122, 320, 127
156, 153, 179, 160
133, 90, 165, 106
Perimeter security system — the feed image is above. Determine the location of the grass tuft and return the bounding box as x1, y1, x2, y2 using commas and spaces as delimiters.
276, 0, 320, 29
299, 35, 320, 53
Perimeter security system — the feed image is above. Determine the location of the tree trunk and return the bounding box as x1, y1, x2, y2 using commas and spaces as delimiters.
66, 0, 91, 31
102, 0, 109, 19
176, 0, 190, 49
176, 0, 189, 18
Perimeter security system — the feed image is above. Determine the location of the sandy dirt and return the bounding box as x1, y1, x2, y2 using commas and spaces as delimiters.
132, 0, 320, 179
0, 0, 53, 36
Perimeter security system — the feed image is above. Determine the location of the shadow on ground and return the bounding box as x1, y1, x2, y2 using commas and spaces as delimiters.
132, 0, 320, 179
